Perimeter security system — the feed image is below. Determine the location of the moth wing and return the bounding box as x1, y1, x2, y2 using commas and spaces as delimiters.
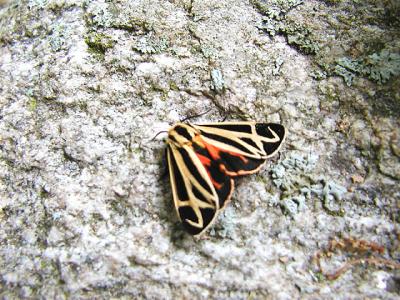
167, 143, 233, 235
192, 122, 286, 176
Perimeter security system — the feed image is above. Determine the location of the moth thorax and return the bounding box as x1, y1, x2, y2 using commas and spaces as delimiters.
168, 123, 197, 145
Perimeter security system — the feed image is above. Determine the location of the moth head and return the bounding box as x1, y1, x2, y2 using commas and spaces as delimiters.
167, 123, 197, 146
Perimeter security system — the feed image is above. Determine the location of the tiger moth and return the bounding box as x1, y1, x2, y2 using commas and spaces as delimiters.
166, 122, 286, 236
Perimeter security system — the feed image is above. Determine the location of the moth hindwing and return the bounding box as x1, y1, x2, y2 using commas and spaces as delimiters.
166, 121, 286, 236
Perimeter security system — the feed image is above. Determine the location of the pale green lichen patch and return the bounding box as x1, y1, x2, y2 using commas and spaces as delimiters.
334, 50, 400, 86
132, 34, 169, 54
253, 0, 318, 55
84, 32, 115, 54
271, 152, 318, 191
49, 24, 68, 52
272, 152, 347, 216
283, 23, 319, 55
28, 98, 37, 111
200, 44, 218, 60
210, 69, 225, 94
27, 0, 48, 9
83, 1, 156, 33
252, 0, 304, 18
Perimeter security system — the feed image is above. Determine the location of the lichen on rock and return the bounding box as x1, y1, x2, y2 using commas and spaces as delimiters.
0, 0, 398, 299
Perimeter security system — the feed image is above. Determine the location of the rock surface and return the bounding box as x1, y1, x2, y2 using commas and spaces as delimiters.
0, 0, 399, 298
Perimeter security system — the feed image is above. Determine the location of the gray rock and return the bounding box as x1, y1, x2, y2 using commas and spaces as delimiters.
0, 0, 399, 299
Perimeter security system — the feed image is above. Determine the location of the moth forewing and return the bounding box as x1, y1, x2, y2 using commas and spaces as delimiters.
167, 142, 220, 236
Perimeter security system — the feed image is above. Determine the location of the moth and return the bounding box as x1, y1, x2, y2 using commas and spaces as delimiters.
166, 122, 286, 236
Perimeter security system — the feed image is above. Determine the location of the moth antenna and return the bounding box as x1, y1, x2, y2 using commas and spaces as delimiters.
149, 130, 168, 142
180, 107, 213, 123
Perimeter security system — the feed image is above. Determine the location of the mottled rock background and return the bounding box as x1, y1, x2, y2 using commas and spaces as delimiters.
0, 0, 399, 298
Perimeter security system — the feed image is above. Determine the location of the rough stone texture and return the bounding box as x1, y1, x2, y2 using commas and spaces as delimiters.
0, 0, 399, 299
